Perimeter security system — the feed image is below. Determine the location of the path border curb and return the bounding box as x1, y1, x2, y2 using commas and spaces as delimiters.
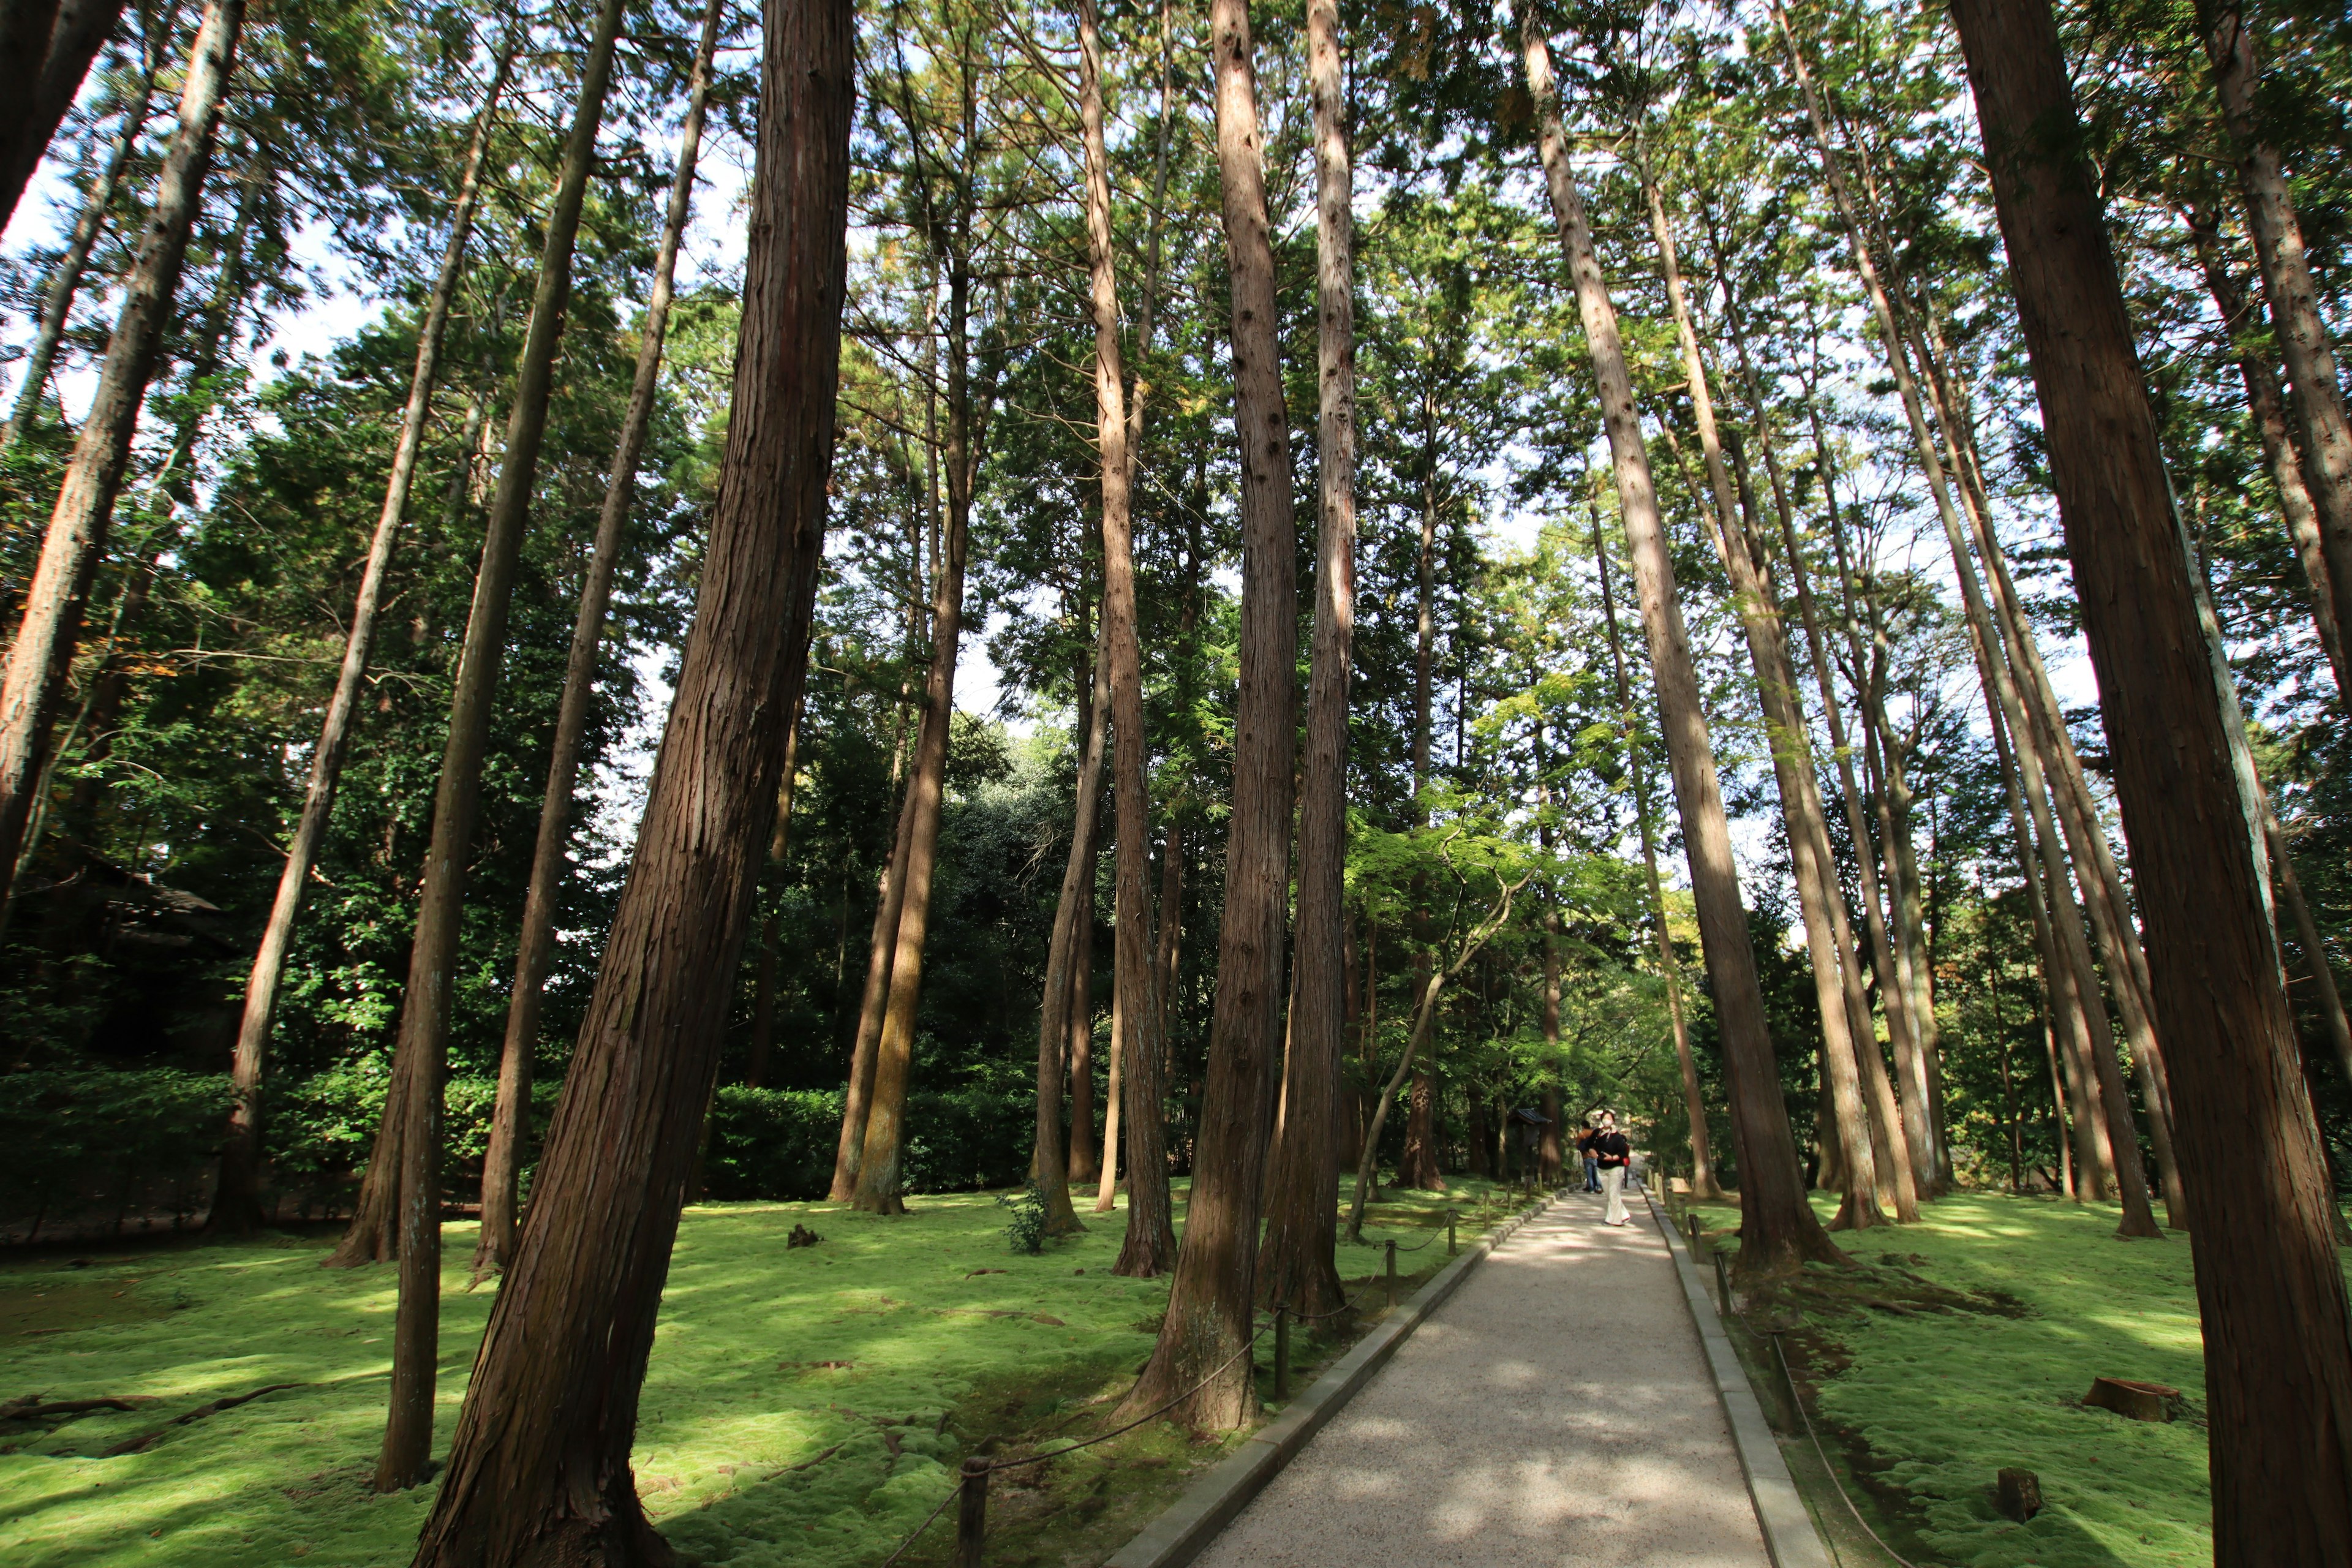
1646, 1192, 1835, 1568
1102, 1189, 1561, 1568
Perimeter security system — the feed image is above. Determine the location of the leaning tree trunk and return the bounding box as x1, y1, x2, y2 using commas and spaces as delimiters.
408, 0, 850, 1550
3, 34, 160, 450
369, 0, 630, 1491
0, 0, 242, 911
1031, 639, 1109, 1240
851, 238, 984, 1213
1119, 0, 1297, 1428
2185, 207, 2350, 700
1258, 0, 1354, 1313
212, 37, 513, 1240
2203, 0, 2352, 639
827, 775, 915, 1198
0, 0, 127, 232
1950, 0, 2352, 1553
1521, 7, 1834, 1275
1591, 513, 1721, 1199
472, 0, 723, 1280
1774, 0, 2158, 1238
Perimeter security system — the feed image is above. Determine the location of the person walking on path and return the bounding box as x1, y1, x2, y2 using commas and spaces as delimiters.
1595, 1111, 1632, 1225
1577, 1120, 1601, 1193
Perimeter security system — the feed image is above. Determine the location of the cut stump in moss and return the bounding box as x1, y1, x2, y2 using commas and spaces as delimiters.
2082, 1376, 2177, 1422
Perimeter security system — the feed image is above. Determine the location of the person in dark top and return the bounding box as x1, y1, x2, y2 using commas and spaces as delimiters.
1576, 1123, 1601, 1193
1594, 1110, 1632, 1226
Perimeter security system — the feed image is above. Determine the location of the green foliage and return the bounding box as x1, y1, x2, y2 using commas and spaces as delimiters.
0, 1072, 230, 1229
997, 1178, 1052, 1255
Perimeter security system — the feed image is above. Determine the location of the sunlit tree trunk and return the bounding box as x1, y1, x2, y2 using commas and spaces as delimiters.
1120, 0, 1296, 1425
1521, 7, 1837, 1275
471, 0, 723, 1280
0, 0, 242, 910
366, 0, 630, 1490
409, 0, 849, 1548
1952, 0, 2352, 1548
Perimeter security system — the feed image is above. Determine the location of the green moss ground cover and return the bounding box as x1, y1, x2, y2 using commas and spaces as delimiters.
0, 1178, 1511, 1567
1686, 1191, 2352, 1568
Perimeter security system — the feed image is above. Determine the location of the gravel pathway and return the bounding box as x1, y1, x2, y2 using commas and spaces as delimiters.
1192, 1189, 1774, 1567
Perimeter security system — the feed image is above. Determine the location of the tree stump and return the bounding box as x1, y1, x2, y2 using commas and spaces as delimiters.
2082, 1376, 2177, 1422
1996, 1468, 2043, 1521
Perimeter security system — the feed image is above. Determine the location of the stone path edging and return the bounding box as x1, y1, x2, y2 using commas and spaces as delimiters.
1102, 1190, 1560, 1568
1645, 1191, 1835, 1568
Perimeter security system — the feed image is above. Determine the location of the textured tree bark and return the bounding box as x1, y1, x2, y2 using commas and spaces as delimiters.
1118, 0, 1295, 1426
1589, 507, 1721, 1199
3, 25, 160, 450
2202, 1, 2352, 637
407, 0, 849, 1550
851, 230, 986, 1212
1521, 9, 1833, 1275
1949, 0, 2352, 1551
828, 778, 914, 1198
1775, 0, 2157, 1239
0, 0, 127, 230
1032, 638, 1108, 1240
0, 0, 241, 910
369, 0, 630, 1488
473, 0, 723, 1281
213, 52, 505, 1229
1397, 1065, 1444, 1191
1255, 0, 1352, 1320
2185, 206, 2349, 699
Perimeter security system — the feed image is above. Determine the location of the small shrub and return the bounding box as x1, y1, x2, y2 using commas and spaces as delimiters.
999, 1180, 1052, 1254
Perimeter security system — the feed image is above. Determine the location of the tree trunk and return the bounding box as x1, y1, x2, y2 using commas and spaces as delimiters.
1120, 0, 1296, 1427
1521, 7, 1834, 1276
2203, 1, 2352, 638
742, 714, 802, 1089
3, 28, 160, 449
1950, 0, 2352, 1552
0, 0, 127, 232
409, 0, 848, 1548
472, 0, 722, 1281
1398, 1063, 1444, 1190
0, 0, 241, 910
1256, 0, 1351, 1319
851, 228, 986, 1213
369, 0, 630, 1489
828, 774, 914, 1198
1031, 637, 1107, 1239
214, 54, 508, 1232
1775, 0, 2158, 1238
2185, 207, 2349, 698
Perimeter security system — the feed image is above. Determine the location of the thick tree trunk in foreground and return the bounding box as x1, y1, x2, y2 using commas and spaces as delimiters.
2203, 1, 2352, 638
1120, 0, 1296, 1426
0, 0, 127, 231
0, 0, 241, 911
1255, 0, 1351, 1315
1523, 10, 1833, 1274
213, 48, 514, 1238
474, 0, 723, 1280
4, 35, 159, 450
408, 0, 849, 1552
370, 0, 630, 1490
1950, 0, 2352, 1554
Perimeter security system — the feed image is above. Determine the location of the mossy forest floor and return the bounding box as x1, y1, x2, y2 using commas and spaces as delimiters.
0, 1177, 1525, 1567
1679, 1189, 2352, 1568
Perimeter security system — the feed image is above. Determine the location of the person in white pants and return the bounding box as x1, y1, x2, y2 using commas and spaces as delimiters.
1594, 1111, 1632, 1226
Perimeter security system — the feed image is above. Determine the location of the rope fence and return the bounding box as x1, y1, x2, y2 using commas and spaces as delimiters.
881, 1186, 1552, 1567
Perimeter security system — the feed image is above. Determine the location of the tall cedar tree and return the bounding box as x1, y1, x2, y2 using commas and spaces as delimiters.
213, 36, 517, 1236
407, 0, 852, 1549
1518, 7, 1839, 1275
475, 0, 728, 1280
0, 0, 243, 910
1947, 0, 2352, 1553
1121, 0, 1297, 1427
1257, 0, 1354, 1318
369, 0, 631, 1491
